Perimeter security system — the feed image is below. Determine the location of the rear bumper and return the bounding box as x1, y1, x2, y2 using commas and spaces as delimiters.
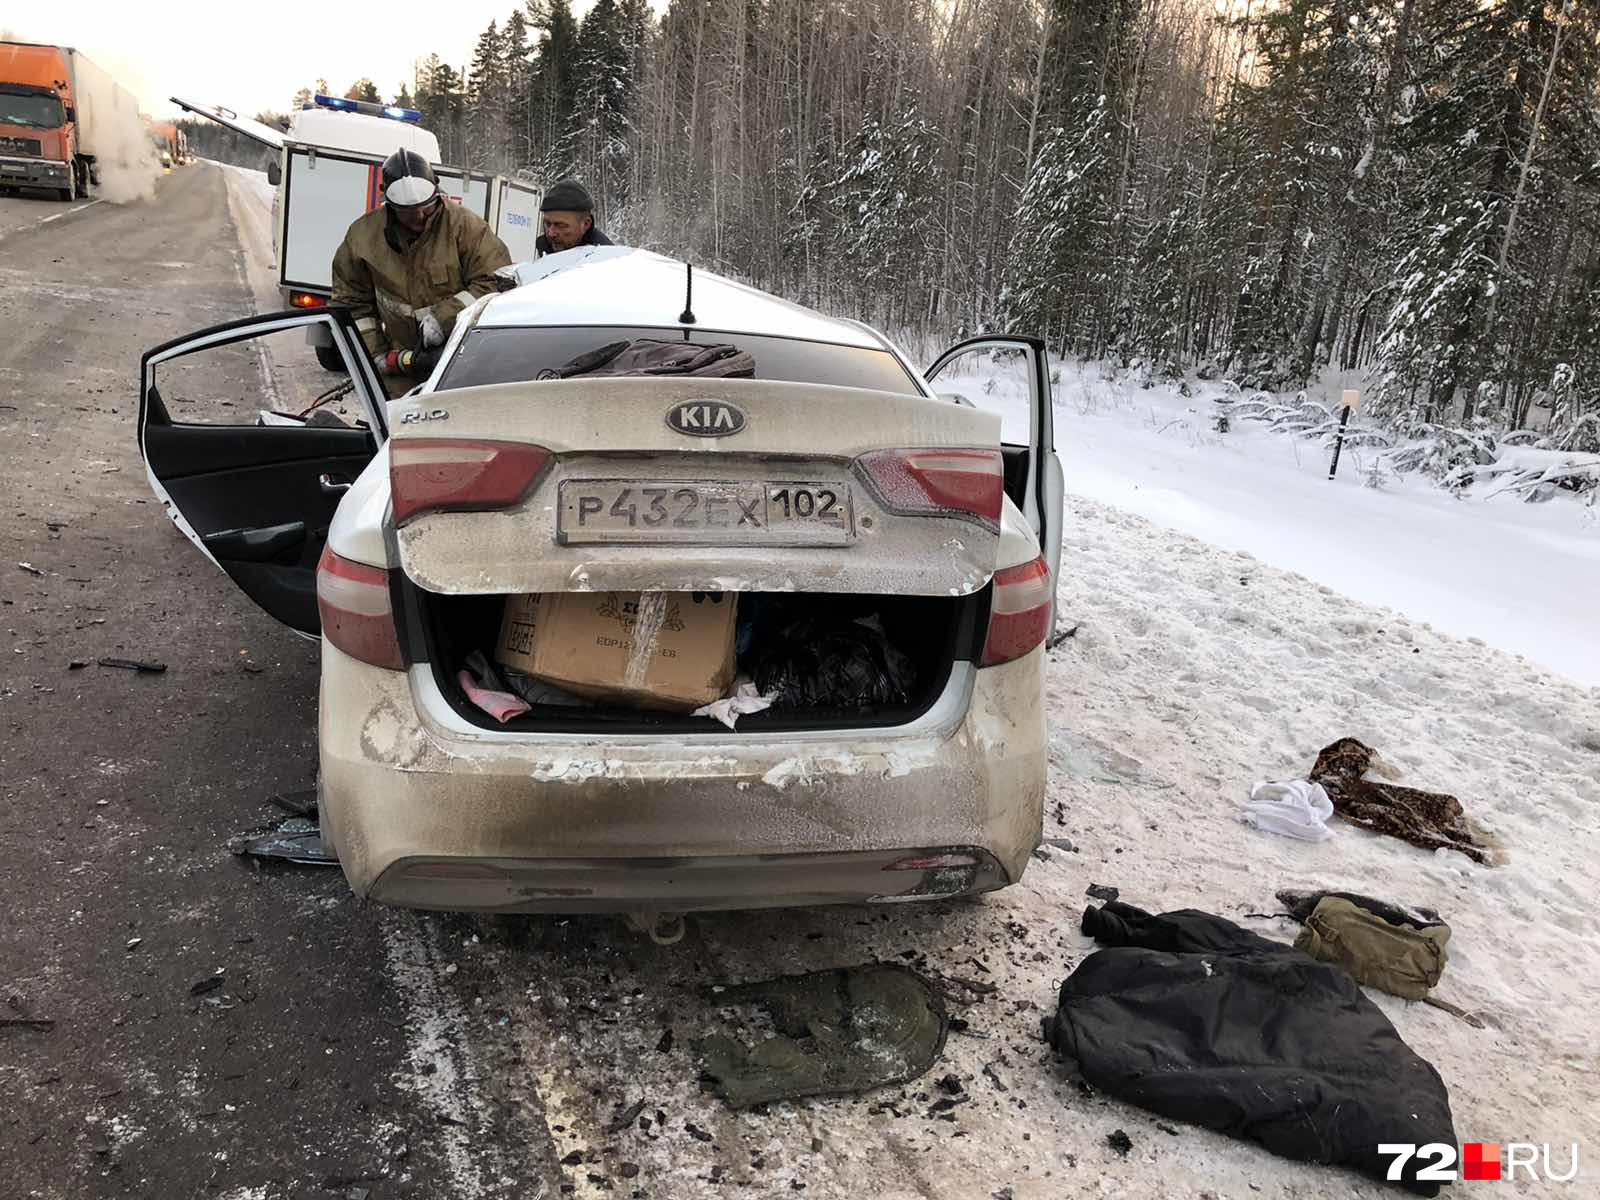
317, 642, 1047, 913
0, 156, 70, 186
369, 848, 1013, 913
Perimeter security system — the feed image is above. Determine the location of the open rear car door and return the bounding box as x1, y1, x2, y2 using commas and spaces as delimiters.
138, 310, 388, 632
924, 335, 1064, 630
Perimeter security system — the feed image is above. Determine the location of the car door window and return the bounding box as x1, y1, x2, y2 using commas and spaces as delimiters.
150, 323, 372, 430
925, 343, 1037, 446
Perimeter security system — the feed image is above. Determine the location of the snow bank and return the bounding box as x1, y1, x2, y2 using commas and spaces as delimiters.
1051, 361, 1600, 686
212, 160, 276, 215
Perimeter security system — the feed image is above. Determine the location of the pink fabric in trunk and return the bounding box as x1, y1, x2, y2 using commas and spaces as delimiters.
457, 669, 532, 723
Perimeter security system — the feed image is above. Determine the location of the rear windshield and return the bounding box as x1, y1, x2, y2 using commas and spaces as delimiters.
437, 326, 922, 395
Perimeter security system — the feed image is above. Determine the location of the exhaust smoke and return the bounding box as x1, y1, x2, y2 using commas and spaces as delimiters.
87, 113, 162, 205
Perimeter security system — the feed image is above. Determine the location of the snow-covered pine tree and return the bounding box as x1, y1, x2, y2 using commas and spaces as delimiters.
1001, 98, 1113, 357
466, 21, 509, 171
820, 108, 942, 331
502, 10, 535, 174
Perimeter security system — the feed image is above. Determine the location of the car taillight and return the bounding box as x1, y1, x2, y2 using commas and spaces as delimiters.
389, 439, 550, 526
980, 554, 1052, 666
290, 291, 326, 308
854, 448, 1004, 529
316, 547, 404, 670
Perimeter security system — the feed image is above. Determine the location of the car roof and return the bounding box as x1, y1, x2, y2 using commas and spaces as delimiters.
481, 247, 886, 350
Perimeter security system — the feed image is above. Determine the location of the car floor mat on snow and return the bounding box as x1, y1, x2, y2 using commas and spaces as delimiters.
698, 964, 948, 1108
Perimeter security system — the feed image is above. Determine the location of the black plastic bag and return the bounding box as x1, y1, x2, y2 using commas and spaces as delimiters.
751, 614, 916, 709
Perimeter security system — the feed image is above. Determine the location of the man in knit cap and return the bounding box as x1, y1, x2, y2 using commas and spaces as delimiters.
536, 178, 614, 255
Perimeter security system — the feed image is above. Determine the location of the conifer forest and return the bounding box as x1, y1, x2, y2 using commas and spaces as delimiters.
186, 0, 1600, 452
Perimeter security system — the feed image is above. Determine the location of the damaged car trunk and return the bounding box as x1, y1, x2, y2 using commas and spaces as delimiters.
407, 588, 982, 733
385, 372, 1009, 731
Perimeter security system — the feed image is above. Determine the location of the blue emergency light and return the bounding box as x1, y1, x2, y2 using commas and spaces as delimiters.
310, 93, 422, 123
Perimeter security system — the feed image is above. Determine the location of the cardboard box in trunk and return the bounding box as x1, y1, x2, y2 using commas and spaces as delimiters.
495, 591, 736, 711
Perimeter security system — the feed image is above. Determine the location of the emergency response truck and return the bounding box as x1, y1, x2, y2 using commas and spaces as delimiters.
174, 93, 543, 366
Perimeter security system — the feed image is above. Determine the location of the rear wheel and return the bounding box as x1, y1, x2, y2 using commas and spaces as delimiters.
315, 344, 349, 373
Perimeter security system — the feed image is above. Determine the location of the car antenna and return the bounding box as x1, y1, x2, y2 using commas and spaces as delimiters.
678, 263, 696, 327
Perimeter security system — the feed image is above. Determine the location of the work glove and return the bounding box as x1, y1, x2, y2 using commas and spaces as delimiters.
417, 307, 446, 348
371, 351, 396, 376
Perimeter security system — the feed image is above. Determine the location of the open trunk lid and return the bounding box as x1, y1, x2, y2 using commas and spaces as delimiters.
389, 378, 1003, 597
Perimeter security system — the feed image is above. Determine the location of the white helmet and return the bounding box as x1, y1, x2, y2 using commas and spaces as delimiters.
381, 148, 439, 210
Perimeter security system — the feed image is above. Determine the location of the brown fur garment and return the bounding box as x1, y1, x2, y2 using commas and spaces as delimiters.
1310, 738, 1488, 864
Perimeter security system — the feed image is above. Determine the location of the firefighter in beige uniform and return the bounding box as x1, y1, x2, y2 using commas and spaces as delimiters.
331, 148, 511, 398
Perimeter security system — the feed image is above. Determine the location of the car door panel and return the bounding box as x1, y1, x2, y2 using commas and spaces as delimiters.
925, 335, 1062, 631
138, 309, 386, 635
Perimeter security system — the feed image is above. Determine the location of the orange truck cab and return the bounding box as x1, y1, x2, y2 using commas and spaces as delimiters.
0, 42, 80, 198
0, 41, 139, 201
151, 120, 180, 168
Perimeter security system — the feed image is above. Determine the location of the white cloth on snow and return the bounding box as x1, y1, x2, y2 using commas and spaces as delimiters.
693, 677, 776, 730
1242, 779, 1334, 842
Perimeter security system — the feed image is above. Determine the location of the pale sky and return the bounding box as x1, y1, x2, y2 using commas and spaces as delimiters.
1, 0, 555, 120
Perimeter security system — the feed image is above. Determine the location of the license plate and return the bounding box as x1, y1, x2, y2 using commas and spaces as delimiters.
557, 480, 853, 546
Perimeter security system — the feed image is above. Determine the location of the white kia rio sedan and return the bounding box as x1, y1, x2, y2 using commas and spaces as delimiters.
138, 247, 1063, 917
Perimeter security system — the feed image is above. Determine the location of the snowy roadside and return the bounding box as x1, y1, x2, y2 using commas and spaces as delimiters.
214, 161, 281, 315
435, 498, 1599, 1198
1051, 361, 1600, 687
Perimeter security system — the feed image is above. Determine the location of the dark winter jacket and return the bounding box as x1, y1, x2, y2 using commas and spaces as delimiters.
1044, 901, 1457, 1196
535, 225, 614, 256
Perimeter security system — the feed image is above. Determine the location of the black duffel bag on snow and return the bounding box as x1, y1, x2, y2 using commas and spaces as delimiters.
1043, 900, 1458, 1196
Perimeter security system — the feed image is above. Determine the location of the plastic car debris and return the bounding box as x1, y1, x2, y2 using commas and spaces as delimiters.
233, 816, 338, 866
97, 657, 167, 673
268, 788, 318, 819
